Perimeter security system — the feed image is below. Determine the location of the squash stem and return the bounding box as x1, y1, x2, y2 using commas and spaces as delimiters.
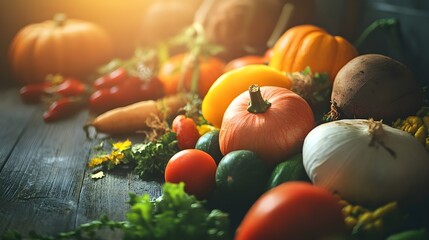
53, 13, 67, 27
247, 84, 271, 113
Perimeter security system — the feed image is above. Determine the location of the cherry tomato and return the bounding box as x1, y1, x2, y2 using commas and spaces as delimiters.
165, 149, 217, 200
19, 82, 53, 103
235, 182, 346, 240
172, 115, 200, 150
93, 67, 129, 90
43, 97, 87, 122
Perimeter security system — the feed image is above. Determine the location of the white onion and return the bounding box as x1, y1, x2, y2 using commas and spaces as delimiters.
303, 119, 429, 206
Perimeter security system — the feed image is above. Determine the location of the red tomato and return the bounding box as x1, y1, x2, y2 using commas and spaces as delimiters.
164, 149, 217, 200
235, 182, 346, 240
172, 115, 200, 150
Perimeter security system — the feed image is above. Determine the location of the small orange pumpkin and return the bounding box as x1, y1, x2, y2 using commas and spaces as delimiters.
9, 14, 114, 85
157, 53, 226, 98
219, 84, 314, 166
269, 25, 358, 81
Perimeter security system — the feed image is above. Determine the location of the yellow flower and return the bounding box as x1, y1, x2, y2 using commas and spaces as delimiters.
109, 150, 125, 165
88, 139, 132, 169
88, 154, 110, 168
112, 139, 132, 151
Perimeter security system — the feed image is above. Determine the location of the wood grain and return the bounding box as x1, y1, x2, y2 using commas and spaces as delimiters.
0, 87, 163, 239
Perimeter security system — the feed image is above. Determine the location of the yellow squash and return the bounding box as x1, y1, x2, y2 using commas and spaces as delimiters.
202, 64, 292, 128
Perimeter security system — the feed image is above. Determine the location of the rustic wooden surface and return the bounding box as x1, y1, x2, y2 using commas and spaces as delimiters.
0, 86, 163, 239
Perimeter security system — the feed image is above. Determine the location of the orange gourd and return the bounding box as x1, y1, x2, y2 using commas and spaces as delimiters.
157, 53, 226, 98
219, 84, 314, 166
269, 25, 358, 81
9, 14, 114, 85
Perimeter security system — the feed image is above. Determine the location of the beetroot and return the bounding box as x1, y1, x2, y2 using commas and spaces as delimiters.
328, 54, 423, 123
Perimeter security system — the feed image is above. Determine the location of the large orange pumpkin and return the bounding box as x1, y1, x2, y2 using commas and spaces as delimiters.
9, 14, 114, 85
269, 25, 358, 81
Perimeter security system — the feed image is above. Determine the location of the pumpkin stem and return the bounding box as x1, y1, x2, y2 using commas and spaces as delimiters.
247, 84, 271, 113
53, 13, 67, 27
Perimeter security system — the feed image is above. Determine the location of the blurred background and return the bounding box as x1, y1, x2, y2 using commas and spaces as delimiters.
1, 0, 428, 87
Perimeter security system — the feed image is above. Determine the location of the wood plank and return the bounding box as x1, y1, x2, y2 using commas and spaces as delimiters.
76, 166, 162, 239
0, 102, 92, 236
0, 87, 164, 238
75, 133, 163, 239
0, 87, 37, 169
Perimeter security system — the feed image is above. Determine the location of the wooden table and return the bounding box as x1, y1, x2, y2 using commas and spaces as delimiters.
0, 86, 163, 239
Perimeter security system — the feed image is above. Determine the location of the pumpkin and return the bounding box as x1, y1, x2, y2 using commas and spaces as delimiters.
139, 0, 202, 46
9, 13, 114, 85
223, 48, 272, 72
203, 0, 316, 60
269, 24, 358, 81
219, 85, 314, 166
202, 64, 292, 128
157, 53, 226, 98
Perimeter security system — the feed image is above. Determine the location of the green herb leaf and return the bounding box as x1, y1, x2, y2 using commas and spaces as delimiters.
129, 132, 180, 179
124, 183, 231, 240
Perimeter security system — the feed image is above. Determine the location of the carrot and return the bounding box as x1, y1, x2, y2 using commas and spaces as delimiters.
85, 94, 188, 136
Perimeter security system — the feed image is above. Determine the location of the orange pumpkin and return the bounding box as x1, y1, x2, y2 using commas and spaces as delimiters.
157, 53, 226, 98
269, 25, 358, 81
219, 84, 314, 166
9, 14, 114, 85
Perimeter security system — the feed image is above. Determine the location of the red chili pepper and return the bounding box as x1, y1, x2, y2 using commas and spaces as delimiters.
88, 88, 115, 114
136, 76, 164, 101
46, 77, 89, 97
172, 115, 201, 150
43, 97, 87, 122
93, 67, 129, 90
19, 82, 53, 103
89, 75, 143, 114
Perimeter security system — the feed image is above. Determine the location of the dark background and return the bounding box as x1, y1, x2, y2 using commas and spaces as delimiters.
1, 0, 428, 87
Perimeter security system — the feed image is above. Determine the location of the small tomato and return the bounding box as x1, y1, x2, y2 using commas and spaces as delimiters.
164, 149, 217, 200
235, 182, 346, 240
172, 115, 200, 150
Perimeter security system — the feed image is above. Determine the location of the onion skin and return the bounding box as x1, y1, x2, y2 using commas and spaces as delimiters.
330, 54, 423, 123
220, 86, 314, 166
302, 119, 429, 207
